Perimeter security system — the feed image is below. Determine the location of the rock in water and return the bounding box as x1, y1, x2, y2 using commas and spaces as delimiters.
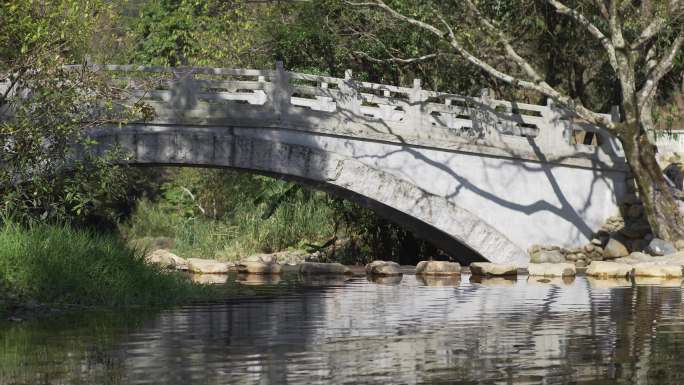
236, 261, 282, 275
633, 263, 682, 278
365, 260, 402, 276
469, 262, 518, 276
646, 238, 676, 256
614, 252, 654, 265
415, 261, 461, 276
586, 261, 633, 278
187, 258, 231, 274
527, 263, 576, 277
298, 262, 351, 275
146, 249, 188, 270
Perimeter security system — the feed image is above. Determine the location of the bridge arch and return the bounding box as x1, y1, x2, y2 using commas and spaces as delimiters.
91, 125, 526, 264
68, 64, 631, 266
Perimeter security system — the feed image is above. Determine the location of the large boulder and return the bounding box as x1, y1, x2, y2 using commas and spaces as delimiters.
603, 237, 630, 259
365, 260, 402, 276
469, 262, 518, 276
415, 261, 461, 276
187, 258, 231, 274
646, 238, 676, 256
236, 260, 282, 275
298, 262, 351, 275
633, 263, 683, 278
146, 249, 188, 270
586, 261, 633, 278
527, 263, 576, 277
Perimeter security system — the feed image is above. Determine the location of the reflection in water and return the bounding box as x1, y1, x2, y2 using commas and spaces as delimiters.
297, 274, 350, 287
634, 276, 683, 287
470, 275, 517, 286
527, 275, 576, 285
236, 273, 282, 285
587, 276, 632, 288
415, 274, 460, 286
4, 275, 684, 384
367, 275, 403, 285
191, 273, 229, 285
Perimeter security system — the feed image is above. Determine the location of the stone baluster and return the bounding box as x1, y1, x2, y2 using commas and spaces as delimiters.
473, 88, 497, 140
338, 69, 361, 118
408, 79, 424, 131
169, 68, 198, 116
537, 98, 570, 151
270, 61, 291, 120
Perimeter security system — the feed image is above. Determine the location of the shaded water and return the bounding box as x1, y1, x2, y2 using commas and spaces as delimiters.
3, 273, 684, 384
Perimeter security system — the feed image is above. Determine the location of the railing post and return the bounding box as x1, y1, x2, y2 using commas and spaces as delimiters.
170, 68, 197, 113
271, 61, 291, 120
408, 78, 424, 131
539, 98, 569, 150
339, 69, 360, 117
472, 87, 495, 139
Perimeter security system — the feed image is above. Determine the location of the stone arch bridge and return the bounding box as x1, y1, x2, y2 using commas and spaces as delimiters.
26, 63, 630, 265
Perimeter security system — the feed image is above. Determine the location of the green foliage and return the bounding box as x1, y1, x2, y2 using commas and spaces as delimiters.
0, 220, 213, 313
121, 169, 336, 260
127, 0, 269, 67
0, 0, 146, 224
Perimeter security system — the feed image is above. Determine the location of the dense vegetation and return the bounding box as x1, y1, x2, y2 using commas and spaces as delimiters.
1, 0, 683, 312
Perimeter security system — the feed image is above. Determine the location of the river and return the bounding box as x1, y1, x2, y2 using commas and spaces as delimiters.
2, 272, 684, 384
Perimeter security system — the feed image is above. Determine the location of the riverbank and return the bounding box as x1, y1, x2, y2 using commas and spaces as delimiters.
0, 221, 225, 320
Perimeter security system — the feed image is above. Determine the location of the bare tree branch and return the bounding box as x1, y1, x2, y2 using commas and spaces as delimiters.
638, 32, 684, 109
546, 0, 618, 70
353, 51, 440, 64
349, 0, 613, 127
464, 0, 546, 83
631, 1, 683, 50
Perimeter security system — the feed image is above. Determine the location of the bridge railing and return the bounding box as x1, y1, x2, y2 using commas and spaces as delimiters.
58, 63, 623, 164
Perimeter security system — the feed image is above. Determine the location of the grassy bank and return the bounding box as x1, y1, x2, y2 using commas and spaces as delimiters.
0, 221, 215, 317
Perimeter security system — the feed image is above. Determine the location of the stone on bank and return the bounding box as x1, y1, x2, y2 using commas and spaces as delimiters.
187, 258, 231, 274
527, 263, 576, 277
299, 262, 351, 275
415, 261, 461, 276
237, 261, 282, 275
365, 260, 402, 276
633, 263, 683, 278
469, 262, 517, 276
586, 261, 633, 278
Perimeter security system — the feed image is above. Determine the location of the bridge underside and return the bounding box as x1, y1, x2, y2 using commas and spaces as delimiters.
87, 124, 628, 266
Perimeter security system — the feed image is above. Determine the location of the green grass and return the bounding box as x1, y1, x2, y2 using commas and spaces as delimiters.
122, 191, 336, 261
0, 220, 215, 315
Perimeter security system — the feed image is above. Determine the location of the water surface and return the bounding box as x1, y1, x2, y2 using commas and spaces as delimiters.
3, 273, 684, 384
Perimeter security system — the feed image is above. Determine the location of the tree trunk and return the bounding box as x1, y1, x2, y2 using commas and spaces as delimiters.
620, 118, 684, 242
